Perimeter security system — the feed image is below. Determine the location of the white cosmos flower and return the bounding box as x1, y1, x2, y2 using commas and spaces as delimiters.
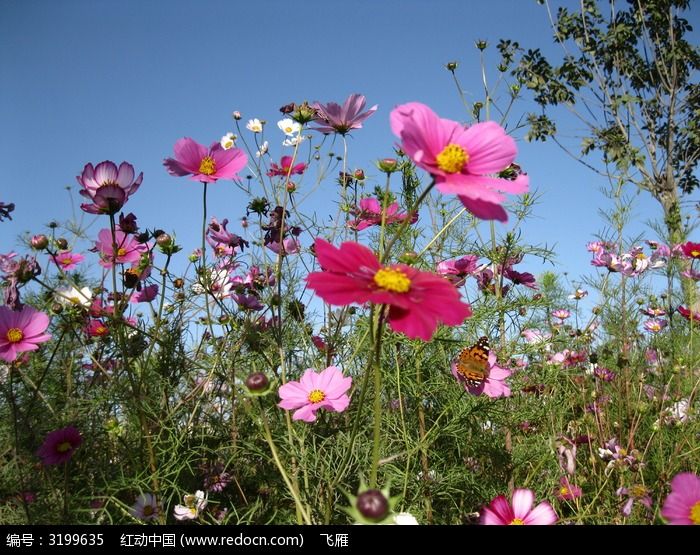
174, 490, 207, 521
277, 118, 301, 137
54, 285, 93, 307
282, 135, 307, 147
220, 132, 237, 150
255, 141, 269, 158
246, 118, 263, 133
393, 512, 419, 525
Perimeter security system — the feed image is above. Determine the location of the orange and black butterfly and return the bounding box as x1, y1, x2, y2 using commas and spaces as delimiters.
454, 336, 490, 388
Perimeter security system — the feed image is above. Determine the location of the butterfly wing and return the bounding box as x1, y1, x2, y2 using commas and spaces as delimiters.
454, 336, 490, 387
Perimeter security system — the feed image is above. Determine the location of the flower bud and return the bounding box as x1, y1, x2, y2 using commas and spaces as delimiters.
245, 372, 269, 392
445, 61, 458, 71
232, 111, 242, 120
377, 158, 399, 174
31, 234, 49, 250
354, 169, 365, 180
356, 489, 389, 522
55, 238, 69, 250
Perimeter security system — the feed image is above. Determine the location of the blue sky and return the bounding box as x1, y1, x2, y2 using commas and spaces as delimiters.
0, 0, 678, 312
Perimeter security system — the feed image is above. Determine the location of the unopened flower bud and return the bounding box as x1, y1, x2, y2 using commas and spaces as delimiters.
376, 158, 398, 174
354, 169, 365, 180
245, 372, 269, 392
156, 233, 173, 248
445, 61, 459, 71
476, 39, 488, 51
356, 490, 389, 522
286, 182, 297, 193
31, 234, 49, 250
279, 102, 295, 114
173, 278, 184, 289
232, 111, 242, 120
55, 238, 68, 250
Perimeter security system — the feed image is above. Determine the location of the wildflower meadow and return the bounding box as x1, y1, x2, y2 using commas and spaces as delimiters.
1, 0, 699, 526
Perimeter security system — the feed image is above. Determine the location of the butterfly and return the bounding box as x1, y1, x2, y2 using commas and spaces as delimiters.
454, 336, 490, 388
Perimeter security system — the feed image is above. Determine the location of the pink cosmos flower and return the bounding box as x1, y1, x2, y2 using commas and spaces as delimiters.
451, 351, 512, 398
556, 476, 582, 501
661, 472, 700, 525
0, 305, 51, 363
130, 284, 158, 303
616, 485, 653, 517
277, 366, 352, 422
36, 426, 82, 465
481, 488, 558, 525
266, 237, 301, 255
312, 93, 377, 135
267, 156, 307, 177
94, 228, 148, 268
643, 318, 667, 333
77, 161, 142, 215
348, 197, 416, 231
390, 102, 528, 222
52, 251, 85, 271
130, 493, 159, 521
306, 239, 472, 341
163, 137, 247, 183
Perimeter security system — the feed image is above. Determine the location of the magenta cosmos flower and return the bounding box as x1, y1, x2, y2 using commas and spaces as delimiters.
661, 472, 700, 525
306, 239, 472, 341
481, 488, 558, 525
681, 241, 700, 259
77, 161, 142, 215
312, 93, 378, 135
0, 305, 51, 363
348, 197, 416, 231
278, 366, 352, 423
36, 426, 82, 465
267, 155, 307, 177
451, 350, 512, 398
390, 102, 528, 222
94, 228, 148, 268
163, 137, 247, 183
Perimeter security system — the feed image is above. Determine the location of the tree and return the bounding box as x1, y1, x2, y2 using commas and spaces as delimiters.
510, 0, 699, 244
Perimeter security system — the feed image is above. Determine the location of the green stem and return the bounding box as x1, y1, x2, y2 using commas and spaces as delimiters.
369, 309, 386, 489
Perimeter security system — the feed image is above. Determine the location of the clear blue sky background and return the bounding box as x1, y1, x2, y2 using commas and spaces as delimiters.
1, 0, 689, 313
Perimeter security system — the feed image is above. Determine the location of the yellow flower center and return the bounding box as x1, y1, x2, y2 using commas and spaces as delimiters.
6, 328, 23, 343
560, 486, 569, 496
635, 253, 647, 260
98, 179, 118, 189
95, 326, 107, 335
143, 505, 154, 517
307, 389, 326, 404
116, 248, 126, 257
61, 257, 73, 266
56, 441, 72, 453
509, 518, 525, 525
692, 250, 700, 258
373, 267, 411, 293
199, 156, 217, 175
436, 143, 469, 174
690, 501, 700, 524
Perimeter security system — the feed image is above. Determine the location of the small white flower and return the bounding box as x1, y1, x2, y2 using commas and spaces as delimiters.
246, 118, 263, 133
54, 285, 93, 307
256, 140, 269, 158
282, 135, 307, 147
277, 118, 301, 137
220, 132, 237, 150
174, 490, 207, 521
568, 288, 588, 300
393, 512, 419, 525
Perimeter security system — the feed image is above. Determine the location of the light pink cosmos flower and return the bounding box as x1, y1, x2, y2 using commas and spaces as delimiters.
130, 493, 159, 522
390, 102, 528, 222
94, 229, 148, 268
173, 490, 207, 521
52, 251, 85, 271
163, 137, 247, 183
551, 309, 571, 321
77, 161, 143, 215
312, 93, 378, 135
451, 351, 512, 398
643, 318, 667, 333
277, 366, 352, 422
36, 426, 82, 465
661, 472, 700, 525
481, 488, 558, 525
0, 305, 51, 363
306, 239, 472, 341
